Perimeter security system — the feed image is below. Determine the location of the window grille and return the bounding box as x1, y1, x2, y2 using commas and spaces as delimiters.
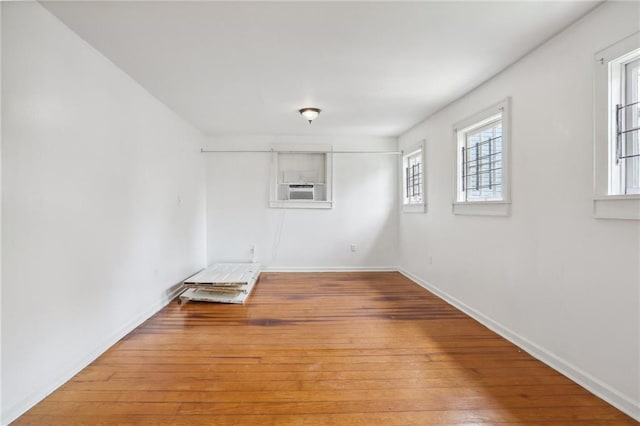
461, 120, 503, 201
402, 143, 425, 212
615, 58, 640, 194
406, 159, 422, 199
616, 102, 640, 163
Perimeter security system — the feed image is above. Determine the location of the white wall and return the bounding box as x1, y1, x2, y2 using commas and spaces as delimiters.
205, 135, 398, 270
0, 3, 3, 416
1, 3, 206, 423
398, 1, 639, 419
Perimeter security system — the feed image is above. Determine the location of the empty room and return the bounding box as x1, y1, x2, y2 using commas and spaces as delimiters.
1, 0, 639, 424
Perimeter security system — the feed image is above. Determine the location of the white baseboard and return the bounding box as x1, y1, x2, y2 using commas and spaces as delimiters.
398, 268, 640, 422
2, 284, 184, 426
262, 266, 398, 272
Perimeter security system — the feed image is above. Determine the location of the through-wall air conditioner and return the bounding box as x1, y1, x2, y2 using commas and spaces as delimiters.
288, 184, 314, 200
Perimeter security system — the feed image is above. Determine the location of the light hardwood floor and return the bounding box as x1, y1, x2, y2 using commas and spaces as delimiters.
13, 272, 638, 425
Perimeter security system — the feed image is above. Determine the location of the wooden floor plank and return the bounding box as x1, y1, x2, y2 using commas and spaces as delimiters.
12, 272, 637, 425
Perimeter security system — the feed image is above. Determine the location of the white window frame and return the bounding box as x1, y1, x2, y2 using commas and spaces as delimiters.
594, 32, 640, 220
401, 141, 426, 213
452, 98, 511, 216
268, 144, 333, 209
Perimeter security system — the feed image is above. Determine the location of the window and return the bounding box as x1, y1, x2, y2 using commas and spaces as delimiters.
402, 141, 425, 213
621, 58, 640, 195
269, 144, 333, 209
460, 117, 503, 202
453, 98, 511, 216
610, 50, 640, 196
594, 33, 640, 220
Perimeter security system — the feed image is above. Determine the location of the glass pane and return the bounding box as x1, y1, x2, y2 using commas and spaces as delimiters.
625, 59, 640, 194
463, 119, 503, 201
404, 151, 423, 202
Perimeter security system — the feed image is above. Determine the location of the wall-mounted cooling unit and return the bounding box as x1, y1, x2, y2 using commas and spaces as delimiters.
269, 144, 333, 209
288, 184, 315, 200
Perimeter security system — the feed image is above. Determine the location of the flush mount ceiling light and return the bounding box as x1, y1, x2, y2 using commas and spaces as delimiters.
299, 107, 321, 123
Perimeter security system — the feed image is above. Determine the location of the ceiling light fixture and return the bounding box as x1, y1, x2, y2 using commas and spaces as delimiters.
299, 107, 321, 123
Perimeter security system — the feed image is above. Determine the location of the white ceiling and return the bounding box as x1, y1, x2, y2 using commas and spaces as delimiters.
42, 1, 599, 137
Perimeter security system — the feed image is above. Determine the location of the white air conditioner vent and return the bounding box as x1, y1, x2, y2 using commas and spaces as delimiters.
288, 184, 314, 200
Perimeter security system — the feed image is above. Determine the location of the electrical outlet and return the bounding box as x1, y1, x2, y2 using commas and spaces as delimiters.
350, 244, 357, 252
428, 256, 433, 265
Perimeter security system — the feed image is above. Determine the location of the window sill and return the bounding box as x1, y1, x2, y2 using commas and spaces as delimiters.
452, 201, 511, 216
402, 203, 426, 213
593, 196, 640, 220
269, 200, 333, 209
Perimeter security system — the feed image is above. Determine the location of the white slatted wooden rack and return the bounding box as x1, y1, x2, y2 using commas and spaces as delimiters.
179, 263, 261, 305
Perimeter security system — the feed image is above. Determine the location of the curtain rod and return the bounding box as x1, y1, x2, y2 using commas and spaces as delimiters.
200, 148, 402, 155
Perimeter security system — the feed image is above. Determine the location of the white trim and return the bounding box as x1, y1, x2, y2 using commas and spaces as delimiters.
402, 203, 426, 213
593, 196, 640, 220
2, 282, 185, 425
593, 194, 640, 201
453, 97, 512, 212
269, 200, 333, 209
398, 268, 640, 422
452, 201, 511, 216
262, 266, 398, 273
454, 108, 501, 134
